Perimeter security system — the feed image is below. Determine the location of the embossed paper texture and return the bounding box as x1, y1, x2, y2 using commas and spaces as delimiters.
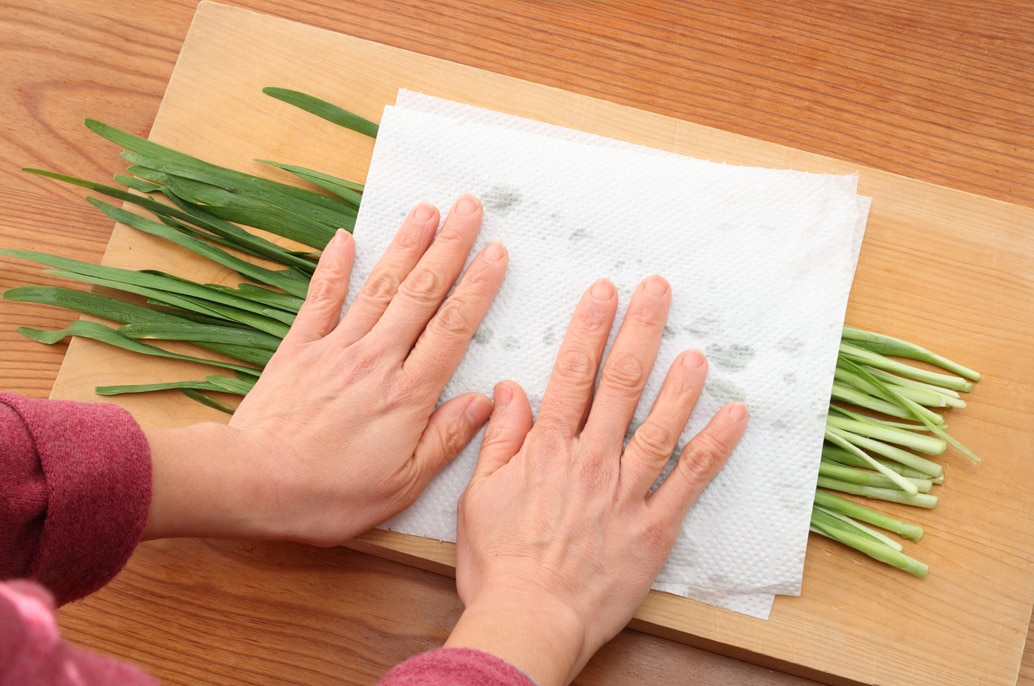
347, 92, 868, 619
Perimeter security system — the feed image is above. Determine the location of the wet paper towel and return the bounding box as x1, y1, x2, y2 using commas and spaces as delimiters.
347, 91, 868, 619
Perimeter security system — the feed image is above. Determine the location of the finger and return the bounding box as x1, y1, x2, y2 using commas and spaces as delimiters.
583, 275, 671, 446
535, 279, 617, 437
472, 381, 533, 479
411, 391, 495, 485
649, 402, 748, 518
334, 201, 441, 345
620, 349, 708, 498
373, 195, 485, 355
281, 229, 355, 345
403, 239, 508, 386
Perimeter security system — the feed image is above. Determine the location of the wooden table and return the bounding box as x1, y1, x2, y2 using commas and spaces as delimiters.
2, 1, 1031, 683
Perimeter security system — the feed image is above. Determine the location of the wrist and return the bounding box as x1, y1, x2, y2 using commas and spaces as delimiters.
445, 586, 587, 686
142, 422, 273, 541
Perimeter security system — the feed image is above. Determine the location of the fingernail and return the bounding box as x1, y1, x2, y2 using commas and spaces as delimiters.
412, 203, 435, 222
455, 195, 481, 216
590, 279, 614, 301
728, 402, 748, 422
494, 382, 513, 409
682, 349, 706, 369
325, 228, 351, 252
482, 241, 506, 262
643, 275, 668, 296
466, 394, 494, 426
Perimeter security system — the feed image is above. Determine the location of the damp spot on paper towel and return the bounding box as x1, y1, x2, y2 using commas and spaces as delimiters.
706, 378, 745, 404
684, 314, 721, 338
613, 259, 626, 270
502, 335, 521, 351
483, 185, 523, 215
705, 343, 755, 371
569, 227, 590, 243
472, 327, 494, 345
662, 325, 676, 340
542, 327, 557, 346
707, 573, 731, 588
776, 336, 804, 354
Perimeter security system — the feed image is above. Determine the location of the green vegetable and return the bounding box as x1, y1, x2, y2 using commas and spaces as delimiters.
811, 508, 928, 578
261, 86, 380, 137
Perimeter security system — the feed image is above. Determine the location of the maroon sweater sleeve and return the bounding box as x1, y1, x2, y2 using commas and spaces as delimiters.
379, 648, 537, 685
0, 392, 151, 606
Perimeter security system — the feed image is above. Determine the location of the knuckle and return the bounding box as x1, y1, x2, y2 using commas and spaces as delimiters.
357, 270, 399, 305
431, 298, 477, 336
630, 420, 677, 460
432, 224, 469, 249
531, 431, 569, 458
455, 260, 497, 297
398, 266, 446, 305
339, 344, 387, 385
678, 432, 732, 482
575, 460, 610, 493
602, 352, 648, 394
639, 517, 676, 552
393, 223, 428, 252
424, 416, 468, 461
553, 347, 597, 385
442, 417, 474, 455
308, 261, 347, 297
518, 430, 570, 473
301, 275, 338, 313
572, 447, 619, 493
626, 300, 665, 329
574, 301, 613, 335
385, 371, 420, 406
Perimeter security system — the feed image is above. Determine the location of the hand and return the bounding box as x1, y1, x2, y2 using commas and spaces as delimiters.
142, 195, 508, 545
444, 276, 748, 685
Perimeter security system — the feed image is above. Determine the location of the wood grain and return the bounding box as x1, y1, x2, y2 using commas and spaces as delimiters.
1, 1, 1031, 684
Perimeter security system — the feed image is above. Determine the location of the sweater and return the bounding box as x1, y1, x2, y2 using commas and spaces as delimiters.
0, 392, 533, 685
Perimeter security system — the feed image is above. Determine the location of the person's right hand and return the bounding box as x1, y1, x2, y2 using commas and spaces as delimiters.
444, 275, 748, 686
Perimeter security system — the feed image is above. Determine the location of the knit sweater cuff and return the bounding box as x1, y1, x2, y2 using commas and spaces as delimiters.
1, 393, 151, 605
378, 647, 537, 685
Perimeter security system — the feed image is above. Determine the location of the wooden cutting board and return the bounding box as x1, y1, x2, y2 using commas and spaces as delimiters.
48, 3, 1034, 684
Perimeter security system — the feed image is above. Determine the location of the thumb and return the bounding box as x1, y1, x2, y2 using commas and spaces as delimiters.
412, 392, 495, 481
473, 381, 533, 478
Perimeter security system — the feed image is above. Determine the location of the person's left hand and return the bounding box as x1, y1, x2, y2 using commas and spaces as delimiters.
142, 195, 508, 545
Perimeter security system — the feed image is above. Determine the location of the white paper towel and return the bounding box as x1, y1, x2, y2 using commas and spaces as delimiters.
348, 92, 868, 619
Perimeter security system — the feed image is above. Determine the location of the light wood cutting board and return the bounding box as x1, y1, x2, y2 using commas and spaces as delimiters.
47, 3, 1034, 684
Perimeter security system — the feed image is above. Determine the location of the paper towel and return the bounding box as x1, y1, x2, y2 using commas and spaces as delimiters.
348, 92, 868, 619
